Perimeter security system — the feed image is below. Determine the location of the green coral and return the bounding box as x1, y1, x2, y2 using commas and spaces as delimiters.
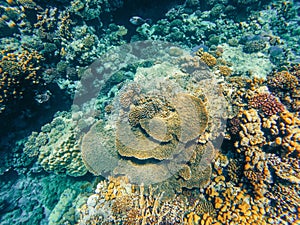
24, 111, 95, 177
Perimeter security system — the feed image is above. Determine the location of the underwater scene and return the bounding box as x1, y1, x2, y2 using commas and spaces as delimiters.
0, 0, 300, 224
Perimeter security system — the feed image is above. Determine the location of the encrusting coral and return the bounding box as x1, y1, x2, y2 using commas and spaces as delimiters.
263, 110, 300, 157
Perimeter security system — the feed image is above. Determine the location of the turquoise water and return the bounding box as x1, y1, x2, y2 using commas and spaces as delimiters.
0, 0, 299, 224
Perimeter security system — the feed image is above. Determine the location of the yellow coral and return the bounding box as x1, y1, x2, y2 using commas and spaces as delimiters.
0, 49, 44, 113
218, 65, 232, 76
278, 111, 300, 157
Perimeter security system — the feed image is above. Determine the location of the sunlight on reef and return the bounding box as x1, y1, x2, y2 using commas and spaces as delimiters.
0, 0, 299, 224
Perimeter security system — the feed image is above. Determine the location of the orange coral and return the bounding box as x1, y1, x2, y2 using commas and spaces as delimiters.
277, 111, 300, 157
218, 65, 232, 76
195, 49, 217, 67
267, 70, 298, 91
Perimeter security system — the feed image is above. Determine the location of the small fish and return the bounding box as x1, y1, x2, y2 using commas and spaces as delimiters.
129, 16, 152, 26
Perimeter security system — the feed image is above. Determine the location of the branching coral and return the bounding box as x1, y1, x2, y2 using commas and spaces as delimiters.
267, 66, 300, 111
249, 93, 285, 116
77, 176, 187, 225
265, 183, 300, 223
267, 70, 298, 91
195, 48, 217, 67
0, 49, 44, 113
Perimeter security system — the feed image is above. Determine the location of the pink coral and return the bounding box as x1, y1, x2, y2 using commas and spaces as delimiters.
249, 93, 285, 116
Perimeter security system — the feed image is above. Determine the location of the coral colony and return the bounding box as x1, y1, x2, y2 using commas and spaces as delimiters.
0, 0, 299, 225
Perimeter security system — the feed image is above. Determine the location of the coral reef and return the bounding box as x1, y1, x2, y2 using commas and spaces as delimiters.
117, 93, 208, 160
241, 35, 267, 53
234, 109, 266, 148
195, 48, 217, 67
218, 65, 233, 76
249, 93, 285, 116
267, 66, 300, 111
24, 110, 96, 177
77, 176, 188, 225
0, 48, 44, 113
263, 110, 300, 157
1, 0, 300, 224
80, 55, 226, 191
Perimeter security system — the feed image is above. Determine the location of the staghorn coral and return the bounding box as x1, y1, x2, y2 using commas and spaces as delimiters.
249, 93, 285, 117
77, 176, 187, 225
34, 7, 58, 36
57, 10, 73, 40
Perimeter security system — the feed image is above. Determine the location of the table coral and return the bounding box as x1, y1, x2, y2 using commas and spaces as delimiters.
80, 59, 225, 190
116, 93, 208, 160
